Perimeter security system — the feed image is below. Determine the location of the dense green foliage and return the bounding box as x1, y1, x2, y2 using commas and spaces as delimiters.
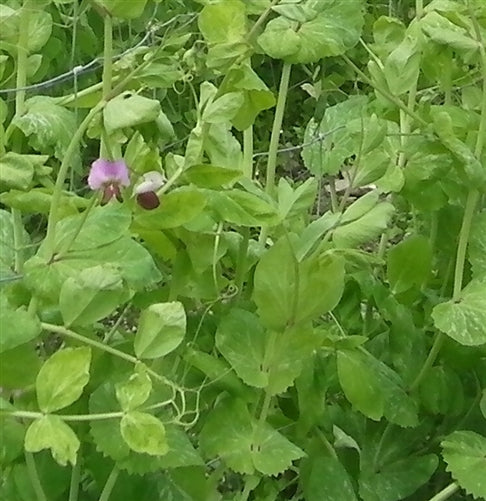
1, 1, 485, 500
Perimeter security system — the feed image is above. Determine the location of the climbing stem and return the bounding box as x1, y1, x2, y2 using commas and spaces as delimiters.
11, 0, 32, 273
44, 101, 105, 257
100, 14, 113, 159
39, 322, 178, 392
68, 454, 81, 501
427, 482, 459, 501
265, 62, 292, 196
25, 451, 47, 501
452, 190, 479, 302
98, 466, 119, 501
409, 332, 445, 393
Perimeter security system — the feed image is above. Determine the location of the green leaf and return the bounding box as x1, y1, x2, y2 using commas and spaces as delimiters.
120, 411, 168, 456
340, 191, 379, 224
419, 366, 464, 416
253, 237, 345, 330
202, 92, 244, 124
198, 0, 247, 44
441, 431, 486, 500
104, 93, 161, 134
353, 151, 390, 188
480, 390, 486, 419
183, 348, 253, 399
267, 324, 326, 395
333, 201, 395, 248
469, 212, 486, 278
205, 123, 243, 168
0, 418, 25, 465
11, 97, 79, 162
24, 415, 79, 466
432, 278, 486, 346
337, 349, 384, 421
420, 11, 479, 51
0, 6, 52, 53
89, 382, 130, 461
0, 343, 40, 390
219, 63, 276, 130
26, 205, 161, 300
134, 302, 186, 359
337, 349, 418, 426
134, 187, 207, 230
257, 0, 364, 63
117, 425, 204, 474
302, 447, 358, 501
0, 188, 88, 215
432, 110, 486, 190
208, 189, 279, 227
0, 152, 34, 190
200, 398, 304, 475
387, 235, 432, 294
278, 177, 318, 221
59, 265, 126, 327
94, 0, 148, 19
302, 96, 369, 176
0, 296, 41, 353
182, 164, 242, 189
215, 309, 268, 388
115, 365, 152, 411
36, 347, 91, 413
359, 455, 438, 501
383, 25, 421, 96
216, 309, 326, 395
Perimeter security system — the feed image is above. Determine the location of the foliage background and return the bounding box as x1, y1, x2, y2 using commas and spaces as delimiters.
0, 0, 485, 500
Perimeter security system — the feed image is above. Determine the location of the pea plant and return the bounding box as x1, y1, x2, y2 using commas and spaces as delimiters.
1, 0, 485, 500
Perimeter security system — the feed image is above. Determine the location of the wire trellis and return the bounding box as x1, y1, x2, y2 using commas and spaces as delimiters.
0, 13, 197, 99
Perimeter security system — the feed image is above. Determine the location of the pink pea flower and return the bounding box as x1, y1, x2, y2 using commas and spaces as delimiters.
134, 171, 165, 210
88, 159, 130, 203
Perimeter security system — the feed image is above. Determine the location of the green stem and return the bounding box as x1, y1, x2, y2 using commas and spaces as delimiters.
7, 410, 123, 421
44, 102, 105, 258
450, 7, 486, 302
42, 320, 138, 362
212, 221, 223, 295
243, 126, 254, 178
265, 62, 292, 196
25, 451, 47, 501
40, 322, 178, 391
316, 428, 338, 460
343, 54, 426, 127
156, 166, 183, 197
55, 78, 120, 107
11, 0, 31, 273
12, 210, 24, 273
68, 453, 81, 501
427, 482, 459, 501
416, 0, 423, 19
409, 332, 444, 392
372, 422, 393, 471
15, 0, 30, 118
55, 195, 97, 258
100, 14, 113, 159
247, 0, 281, 40
98, 466, 119, 501
235, 227, 250, 295
255, 331, 278, 429
452, 190, 479, 301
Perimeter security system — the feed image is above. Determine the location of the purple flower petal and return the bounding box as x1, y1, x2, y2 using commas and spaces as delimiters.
88, 159, 130, 190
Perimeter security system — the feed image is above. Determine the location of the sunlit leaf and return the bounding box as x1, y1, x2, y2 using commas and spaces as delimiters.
36, 347, 91, 413
442, 431, 486, 500
25, 415, 79, 467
